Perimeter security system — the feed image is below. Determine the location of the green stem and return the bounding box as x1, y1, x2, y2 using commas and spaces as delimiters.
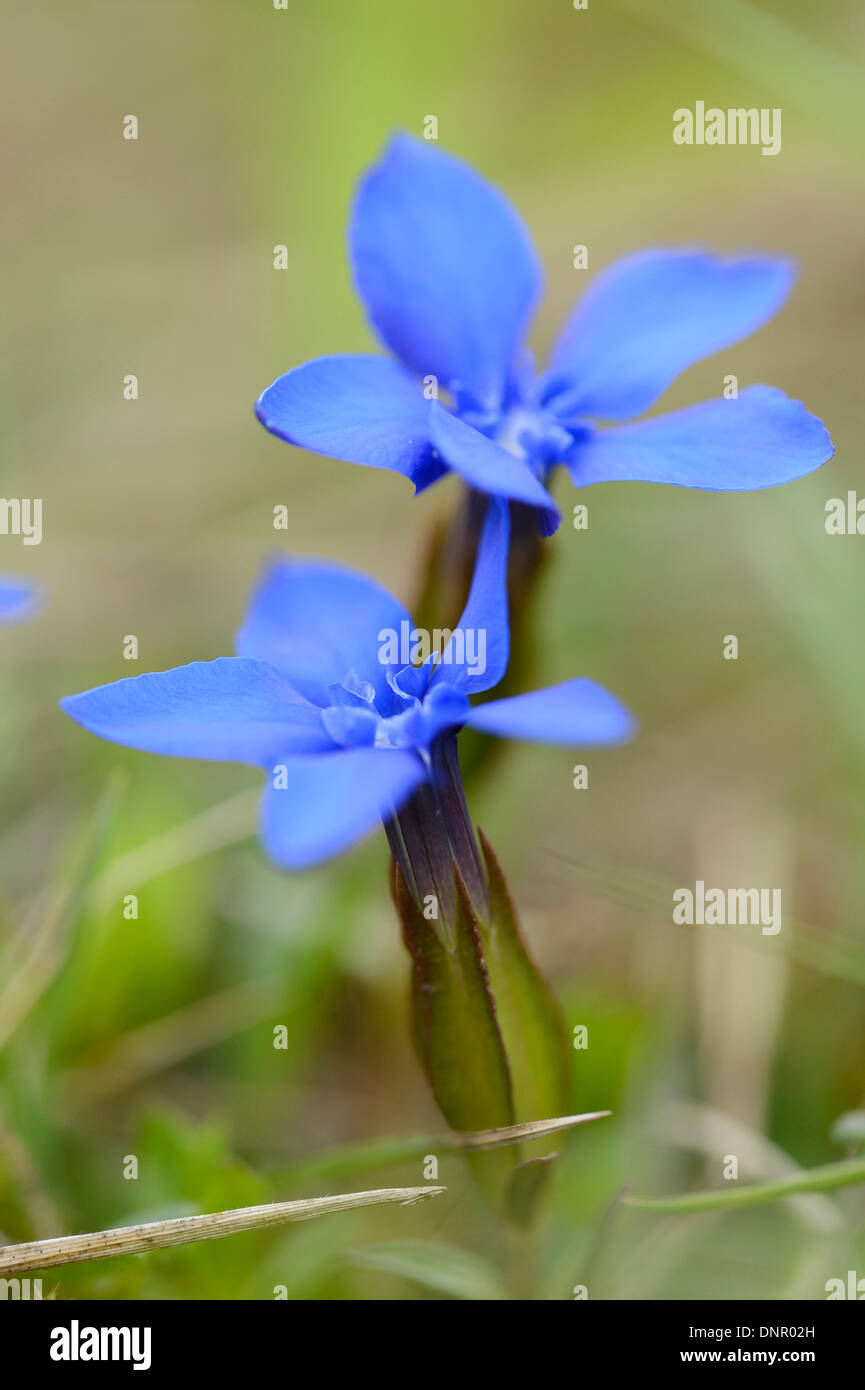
625, 1156, 865, 1214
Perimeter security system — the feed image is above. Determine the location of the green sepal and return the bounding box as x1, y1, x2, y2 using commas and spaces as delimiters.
476, 829, 571, 1137
392, 861, 518, 1201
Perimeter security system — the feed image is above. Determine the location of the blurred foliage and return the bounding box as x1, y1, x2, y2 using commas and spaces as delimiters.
1, 0, 864, 1298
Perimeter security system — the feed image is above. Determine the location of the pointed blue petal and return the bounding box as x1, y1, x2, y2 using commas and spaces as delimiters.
61, 658, 332, 764
255, 354, 442, 489
547, 250, 795, 421
569, 386, 833, 490
236, 560, 411, 708
466, 678, 635, 744
262, 746, 426, 868
351, 134, 541, 408
433, 497, 510, 696
429, 403, 560, 532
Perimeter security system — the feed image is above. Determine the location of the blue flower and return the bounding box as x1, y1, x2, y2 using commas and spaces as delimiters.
60, 501, 633, 869
255, 135, 833, 537
0, 576, 38, 623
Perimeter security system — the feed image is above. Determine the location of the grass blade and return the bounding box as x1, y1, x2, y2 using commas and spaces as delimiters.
280, 1110, 613, 1184
349, 1240, 506, 1301
624, 1158, 865, 1214
0, 771, 127, 1051
452, 1111, 611, 1151
0, 1187, 446, 1274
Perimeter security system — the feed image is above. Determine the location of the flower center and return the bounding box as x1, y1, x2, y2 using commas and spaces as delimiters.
457, 374, 580, 480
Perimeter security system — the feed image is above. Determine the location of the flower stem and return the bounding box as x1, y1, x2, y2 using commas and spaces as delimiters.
384, 734, 488, 940
413, 487, 549, 786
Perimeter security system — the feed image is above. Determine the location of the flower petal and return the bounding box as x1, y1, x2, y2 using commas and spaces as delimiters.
255, 354, 443, 490
350, 134, 542, 408
429, 403, 560, 532
60, 658, 332, 764
236, 561, 411, 708
568, 386, 833, 490
547, 250, 795, 421
0, 576, 38, 623
262, 746, 426, 868
466, 678, 635, 744
433, 497, 510, 696
414, 682, 472, 743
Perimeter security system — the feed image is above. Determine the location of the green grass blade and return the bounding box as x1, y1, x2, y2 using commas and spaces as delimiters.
349, 1240, 507, 1301
625, 1157, 865, 1214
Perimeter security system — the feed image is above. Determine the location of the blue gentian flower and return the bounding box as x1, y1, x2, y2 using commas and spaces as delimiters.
0, 576, 38, 623
60, 501, 632, 870
256, 134, 833, 536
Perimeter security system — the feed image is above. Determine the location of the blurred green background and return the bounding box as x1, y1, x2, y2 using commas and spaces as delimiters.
1, 0, 864, 1299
